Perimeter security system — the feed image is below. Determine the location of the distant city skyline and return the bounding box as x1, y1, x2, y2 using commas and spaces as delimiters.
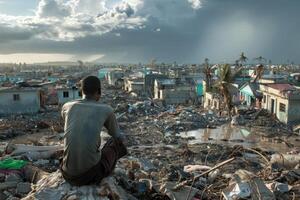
0, 0, 299, 64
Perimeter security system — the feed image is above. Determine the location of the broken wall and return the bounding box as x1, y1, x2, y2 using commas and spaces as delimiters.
0, 90, 41, 115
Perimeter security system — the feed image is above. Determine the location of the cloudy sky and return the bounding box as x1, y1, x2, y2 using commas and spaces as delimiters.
0, 0, 299, 64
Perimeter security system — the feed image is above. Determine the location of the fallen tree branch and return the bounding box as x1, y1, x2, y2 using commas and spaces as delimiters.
244, 148, 270, 165
182, 157, 236, 200
173, 157, 235, 191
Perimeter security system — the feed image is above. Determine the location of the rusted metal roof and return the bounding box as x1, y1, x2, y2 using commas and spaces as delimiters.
266, 83, 295, 91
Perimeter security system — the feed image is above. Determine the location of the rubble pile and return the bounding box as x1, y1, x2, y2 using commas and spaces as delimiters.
0, 84, 299, 199
158, 108, 229, 132
233, 108, 293, 136
0, 110, 62, 141
0, 140, 299, 200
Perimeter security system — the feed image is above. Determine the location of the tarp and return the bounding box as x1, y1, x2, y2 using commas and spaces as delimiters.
0, 158, 27, 170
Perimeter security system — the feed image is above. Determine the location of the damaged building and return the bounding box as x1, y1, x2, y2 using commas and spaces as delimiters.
260, 83, 300, 125
0, 87, 41, 115
56, 86, 81, 105
107, 69, 124, 88
154, 78, 197, 105
144, 73, 168, 97
124, 77, 144, 95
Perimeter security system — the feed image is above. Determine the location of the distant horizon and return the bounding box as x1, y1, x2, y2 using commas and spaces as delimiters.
0, 59, 298, 66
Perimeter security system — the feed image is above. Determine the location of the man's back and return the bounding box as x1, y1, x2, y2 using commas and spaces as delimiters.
61, 99, 120, 176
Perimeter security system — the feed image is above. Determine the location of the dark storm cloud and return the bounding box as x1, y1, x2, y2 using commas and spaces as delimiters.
0, 0, 300, 63
0, 25, 35, 42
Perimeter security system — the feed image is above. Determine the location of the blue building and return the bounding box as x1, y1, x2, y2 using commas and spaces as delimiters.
239, 82, 262, 107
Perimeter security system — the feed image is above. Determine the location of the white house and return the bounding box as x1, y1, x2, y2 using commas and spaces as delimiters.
260, 83, 300, 124
0, 87, 41, 115
56, 87, 81, 105
107, 69, 124, 88
124, 77, 144, 95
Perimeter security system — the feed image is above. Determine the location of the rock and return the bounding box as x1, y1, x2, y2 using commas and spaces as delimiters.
0, 181, 19, 190
34, 188, 65, 200
16, 182, 32, 194
24, 171, 129, 200
5, 174, 22, 183
0, 191, 8, 200
33, 159, 50, 166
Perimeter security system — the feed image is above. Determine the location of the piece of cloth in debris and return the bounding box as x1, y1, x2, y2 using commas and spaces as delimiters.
61, 99, 122, 176
0, 158, 27, 170
0, 169, 25, 176
61, 138, 127, 186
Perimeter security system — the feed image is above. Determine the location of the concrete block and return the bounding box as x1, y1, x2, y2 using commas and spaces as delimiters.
16, 182, 32, 194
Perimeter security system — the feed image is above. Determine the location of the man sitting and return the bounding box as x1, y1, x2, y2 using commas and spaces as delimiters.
60, 76, 127, 186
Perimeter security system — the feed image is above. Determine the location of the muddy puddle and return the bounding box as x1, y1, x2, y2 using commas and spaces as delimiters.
179, 123, 300, 153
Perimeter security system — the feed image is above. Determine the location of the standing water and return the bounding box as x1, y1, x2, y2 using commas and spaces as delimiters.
180, 123, 300, 153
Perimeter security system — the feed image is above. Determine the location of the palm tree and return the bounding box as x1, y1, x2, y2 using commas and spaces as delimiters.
202, 58, 212, 91
254, 56, 266, 64
215, 64, 242, 117
253, 64, 264, 83
239, 52, 248, 67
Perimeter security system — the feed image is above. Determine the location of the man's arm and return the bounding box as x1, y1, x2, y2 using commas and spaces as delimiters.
104, 112, 122, 139
104, 111, 128, 160
61, 104, 66, 120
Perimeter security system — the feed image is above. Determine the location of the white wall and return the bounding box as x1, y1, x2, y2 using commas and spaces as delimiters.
57, 89, 81, 105
0, 90, 40, 114
262, 93, 289, 124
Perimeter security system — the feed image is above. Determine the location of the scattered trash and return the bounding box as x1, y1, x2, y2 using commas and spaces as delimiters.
222, 170, 275, 200
270, 153, 300, 169
266, 181, 290, 193
0, 81, 298, 200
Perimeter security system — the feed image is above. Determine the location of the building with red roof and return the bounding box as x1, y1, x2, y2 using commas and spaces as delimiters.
259, 83, 300, 124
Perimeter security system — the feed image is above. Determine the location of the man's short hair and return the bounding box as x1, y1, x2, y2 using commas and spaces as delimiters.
80, 76, 101, 96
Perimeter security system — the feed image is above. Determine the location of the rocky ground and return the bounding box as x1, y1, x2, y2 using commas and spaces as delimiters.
0, 82, 299, 200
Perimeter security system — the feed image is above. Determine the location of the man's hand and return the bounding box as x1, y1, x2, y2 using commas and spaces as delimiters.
115, 134, 128, 158
118, 134, 128, 147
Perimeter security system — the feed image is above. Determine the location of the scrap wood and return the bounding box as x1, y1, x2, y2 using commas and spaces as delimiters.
184, 157, 236, 200
6, 144, 63, 155
173, 157, 236, 192
244, 148, 270, 165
